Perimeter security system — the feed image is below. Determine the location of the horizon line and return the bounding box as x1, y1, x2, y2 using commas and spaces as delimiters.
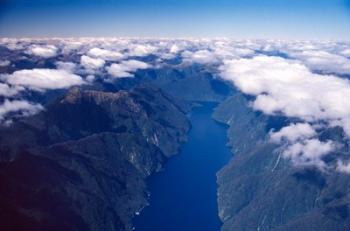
1, 36, 349, 42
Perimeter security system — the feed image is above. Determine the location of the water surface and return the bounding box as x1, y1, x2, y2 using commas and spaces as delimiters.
134, 103, 232, 231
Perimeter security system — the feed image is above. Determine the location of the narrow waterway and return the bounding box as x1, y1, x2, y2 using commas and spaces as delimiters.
134, 103, 232, 231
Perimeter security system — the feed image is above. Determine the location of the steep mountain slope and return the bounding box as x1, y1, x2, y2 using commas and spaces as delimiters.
213, 91, 350, 231
0, 85, 190, 231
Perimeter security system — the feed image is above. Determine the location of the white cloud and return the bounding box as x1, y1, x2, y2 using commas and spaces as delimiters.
283, 139, 336, 170
336, 160, 350, 174
180, 43, 255, 65
27, 45, 58, 58
340, 48, 350, 57
0, 100, 43, 121
182, 50, 220, 64
289, 50, 350, 75
80, 55, 105, 70
220, 56, 350, 122
4, 69, 85, 91
0, 83, 22, 97
270, 123, 316, 144
62, 41, 83, 54
269, 123, 330, 170
1, 39, 25, 50
87, 47, 124, 61
213, 43, 255, 60
106, 60, 150, 78
55, 61, 77, 72
220, 55, 350, 171
0, 60, 10, 67
127, 44, 157, 57
86, 75, 95, 82
106, 65, 133, 78
170, 44, 180, 53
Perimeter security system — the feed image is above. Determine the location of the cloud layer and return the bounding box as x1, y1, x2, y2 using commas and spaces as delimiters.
221, 55, 350, 126
87, 47, 124, 61
106, 60, 150, 78
220, 55, 350, 171
26, 45, 58, 58
0, 100, 43, 122
4, 69, 85, 91
80, 55, 105, 70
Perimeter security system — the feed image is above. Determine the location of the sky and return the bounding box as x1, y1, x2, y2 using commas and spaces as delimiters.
0, 0, 350, 39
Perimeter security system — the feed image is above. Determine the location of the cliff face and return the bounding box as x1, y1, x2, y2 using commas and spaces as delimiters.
0, 86, 190, 231
213, 91, 350, 231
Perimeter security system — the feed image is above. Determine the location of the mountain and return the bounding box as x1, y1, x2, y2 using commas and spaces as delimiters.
0, 85, 190, 231
135, 65, 231, 102
213, 90, 350, 231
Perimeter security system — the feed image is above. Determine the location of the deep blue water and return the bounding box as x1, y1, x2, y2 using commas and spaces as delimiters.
134, 103, 232, 231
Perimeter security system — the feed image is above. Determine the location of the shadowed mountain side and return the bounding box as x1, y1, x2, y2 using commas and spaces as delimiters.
136, 65, 232, 102
0, 85, 190, 231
